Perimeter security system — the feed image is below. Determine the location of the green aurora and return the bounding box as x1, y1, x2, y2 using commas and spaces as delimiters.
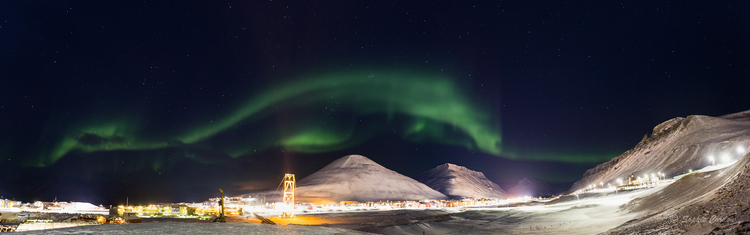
34, 69, 614, 167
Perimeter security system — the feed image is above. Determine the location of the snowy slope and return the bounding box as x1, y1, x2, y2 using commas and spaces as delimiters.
506, 178, 556, 197
416, 163, 507, 199
608, 143, 750, 234
13, 222, 374, 234
567, 110, 750, 233
569, 110, 750, 193
293, 155, 447, 203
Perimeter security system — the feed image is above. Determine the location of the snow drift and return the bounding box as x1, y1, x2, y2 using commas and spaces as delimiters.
294, 155, 447, 203
506, 178, 556, 197
416, 163, 507, 199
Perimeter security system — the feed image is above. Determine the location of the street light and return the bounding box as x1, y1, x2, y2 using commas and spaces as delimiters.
709, 155, 715, 166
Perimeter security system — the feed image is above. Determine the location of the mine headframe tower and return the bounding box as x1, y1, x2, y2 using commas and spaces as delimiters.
213, 188, 226, 223
281, 174, 295, 218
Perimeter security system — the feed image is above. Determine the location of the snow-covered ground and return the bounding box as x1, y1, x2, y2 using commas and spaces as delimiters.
0, 202, 108, 215
17, 157, 748, 234
293, 189, 653, 234
0, 208, 108, 215
606, 148, 750, 234
7, 187, 664, 234
13, 222, 374, 234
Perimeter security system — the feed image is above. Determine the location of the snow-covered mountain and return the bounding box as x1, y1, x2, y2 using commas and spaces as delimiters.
416, 163, 507, 199
506, 178, 556, 197
293, 155, 448, 203
570, 110, 750, 193
601, 110, 750, 234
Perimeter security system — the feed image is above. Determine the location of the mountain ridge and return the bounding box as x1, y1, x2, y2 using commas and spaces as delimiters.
417, 163, 507, 199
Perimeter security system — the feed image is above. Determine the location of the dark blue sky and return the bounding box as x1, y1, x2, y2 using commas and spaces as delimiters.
1, 1, 748, 204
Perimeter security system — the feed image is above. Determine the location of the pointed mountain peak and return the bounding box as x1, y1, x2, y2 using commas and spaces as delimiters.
338, 154, 373, 162
322, 154, 382, 170
434, 163, 471, 172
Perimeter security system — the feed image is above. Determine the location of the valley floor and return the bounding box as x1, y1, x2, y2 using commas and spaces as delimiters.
287, 189, 653, 234
11, 189, 652, 234
16, 177, 747, 234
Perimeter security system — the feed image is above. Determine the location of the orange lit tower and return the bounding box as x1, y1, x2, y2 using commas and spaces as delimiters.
281, 174, 295, 218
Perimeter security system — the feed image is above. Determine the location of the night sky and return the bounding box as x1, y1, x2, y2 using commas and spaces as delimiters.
1, 1, 748, 205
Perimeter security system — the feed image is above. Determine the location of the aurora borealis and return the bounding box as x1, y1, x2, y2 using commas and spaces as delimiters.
41, 70, 504, 166
1, 1, 749, 204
